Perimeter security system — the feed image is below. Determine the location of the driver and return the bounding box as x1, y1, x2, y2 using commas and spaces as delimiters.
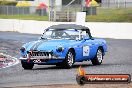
54, 30, 64, 38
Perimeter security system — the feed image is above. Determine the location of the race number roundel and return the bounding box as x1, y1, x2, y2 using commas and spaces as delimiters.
83, 46, 90, 56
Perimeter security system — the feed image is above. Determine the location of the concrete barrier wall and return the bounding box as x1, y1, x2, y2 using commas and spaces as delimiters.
0, 19, 132, 39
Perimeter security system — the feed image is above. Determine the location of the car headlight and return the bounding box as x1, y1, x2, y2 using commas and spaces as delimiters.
56, 46, 64, 52
20, 47, 25, 52
20, 47, 27, 58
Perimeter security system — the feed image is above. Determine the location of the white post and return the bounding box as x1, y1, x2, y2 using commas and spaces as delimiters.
49, 0, 56, 21
124, 0, 126, 8
81, 0, 85, 10
76, 12, 86, 26
55, 0, 62, 11
117, 0, 120, 8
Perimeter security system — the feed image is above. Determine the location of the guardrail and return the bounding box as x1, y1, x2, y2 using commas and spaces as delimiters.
0, 19, 132, 39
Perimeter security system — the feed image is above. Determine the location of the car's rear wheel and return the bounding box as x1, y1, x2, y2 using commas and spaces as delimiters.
91, 48, 103, 65
64, 50, 74, 68
21, 61, 34, 69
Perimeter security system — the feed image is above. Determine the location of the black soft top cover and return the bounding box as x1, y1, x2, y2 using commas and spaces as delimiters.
47, 24, 92, 38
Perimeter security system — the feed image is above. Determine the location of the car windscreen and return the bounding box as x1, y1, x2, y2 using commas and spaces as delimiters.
41, 29, 79, 40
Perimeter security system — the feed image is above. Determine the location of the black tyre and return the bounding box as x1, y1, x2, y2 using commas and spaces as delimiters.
91, 48, 103, 65
64, 50, 74, 68
21, 61, 34, 69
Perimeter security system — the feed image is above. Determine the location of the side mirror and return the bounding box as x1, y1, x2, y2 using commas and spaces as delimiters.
91, 37, 94, 40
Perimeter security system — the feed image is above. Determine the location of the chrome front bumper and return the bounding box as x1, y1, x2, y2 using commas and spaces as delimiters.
19, 56, 64, 60
20, 51, 65, 61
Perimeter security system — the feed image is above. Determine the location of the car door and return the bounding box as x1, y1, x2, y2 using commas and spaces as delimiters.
81, 31, 97, 60
82, 39, 97, 60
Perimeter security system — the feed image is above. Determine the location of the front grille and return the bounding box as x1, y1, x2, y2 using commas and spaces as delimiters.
29, 51, 53, 57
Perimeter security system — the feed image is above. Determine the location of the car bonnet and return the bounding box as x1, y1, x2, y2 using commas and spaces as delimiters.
24, 39, 77, 51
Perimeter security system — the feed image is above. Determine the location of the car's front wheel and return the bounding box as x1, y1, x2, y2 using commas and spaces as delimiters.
64, 50, 74, 68
21, 61, 34, 69
91, 48, 103, 65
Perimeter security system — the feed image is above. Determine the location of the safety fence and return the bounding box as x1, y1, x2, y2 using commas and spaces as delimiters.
0, 6, 47, 16
0, 2, 132, 22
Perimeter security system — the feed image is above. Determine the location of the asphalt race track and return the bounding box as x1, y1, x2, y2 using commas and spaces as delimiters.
0, 32, 132, 87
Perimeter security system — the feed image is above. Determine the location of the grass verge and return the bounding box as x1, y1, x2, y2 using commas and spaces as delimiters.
0, 15, 48, 21
0, 8, 131, 22
86, 8, 132, 22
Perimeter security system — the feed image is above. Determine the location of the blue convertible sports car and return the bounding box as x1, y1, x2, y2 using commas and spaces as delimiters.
20, 24, 107, 69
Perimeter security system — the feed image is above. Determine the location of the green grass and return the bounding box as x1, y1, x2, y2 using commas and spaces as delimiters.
0, 8, 131, 22
86, 14, 132, 22
0, 15, 48, 21
86, 8, 132, 22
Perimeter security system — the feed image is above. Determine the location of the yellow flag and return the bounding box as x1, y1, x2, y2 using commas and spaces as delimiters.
16, 1, 31, 7
89, 0, 99, 7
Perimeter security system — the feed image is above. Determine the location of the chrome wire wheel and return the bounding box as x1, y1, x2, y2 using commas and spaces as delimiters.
67, 52, 74, 67
91, 48, 103, 65
64, 50, 75, 68
97, 49, 103, 63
